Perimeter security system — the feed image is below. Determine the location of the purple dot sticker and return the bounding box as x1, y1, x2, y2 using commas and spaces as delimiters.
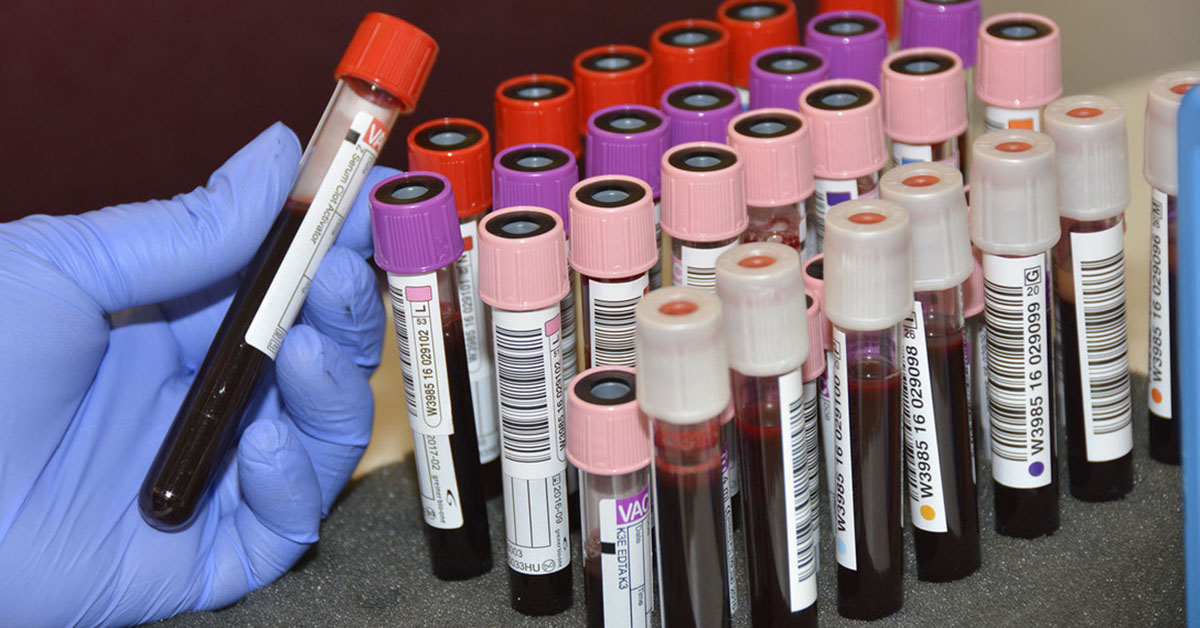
1029, 461, 1045, 477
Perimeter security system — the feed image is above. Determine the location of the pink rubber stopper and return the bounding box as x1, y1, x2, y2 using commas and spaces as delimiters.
801, 288, 826, 381
660, 141, 748, 241
881, 47, 968, 145
798, 79, 887, 179
477, 206, 569, 311
802, 253, 833, 349
567, 367, 651, 475
568, 175, 659, 279
726, 108, 815, 206
975, 13, 1062, 109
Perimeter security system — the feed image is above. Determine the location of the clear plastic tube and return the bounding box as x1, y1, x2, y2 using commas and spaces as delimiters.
745, 201, 807, 253
580, 274, 648, 369
140, 73, 406, 531
456, 210, 501, 498
582, 468, 654, 628
1055, 215, 1133, 499
807, 172, 880, 255
890, 138, 960, 170
386, 264, 492, 579
672, 236, 742, 291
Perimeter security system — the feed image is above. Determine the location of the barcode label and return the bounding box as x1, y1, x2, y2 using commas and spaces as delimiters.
492, 306, 567, 478
819, 352, 836, 496
809, 178, 877, 254
901, 301, 948, 532
561, 288, 579, 383
650, 204, 663, 290
983, 253, 1053, 489
455, 220, 500, 464
780, 371, 819, 611
600, 488, 653, 627
1071, 224, 1133, 461
983, 106, 1040, 133
588, 275, 647, 368
830, 329, 858, 570
245, 110, 385, 357
720, 432, 738, 615
413, 434, 463, 529
673, 241, 738, 293
1148, 188, 1173, 417
504, 470, 571, 575
891, 141, 960, 169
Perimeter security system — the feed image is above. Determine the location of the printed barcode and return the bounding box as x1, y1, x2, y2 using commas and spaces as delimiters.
791, 390, 819, 583
560, 292, 578, 382
495, 324, 553, 464
591, 295, 640, 368
390, 283, 420, 421
985, 273, 1034, 462
1076, 247, 1132, 435
813, 191, 827, 247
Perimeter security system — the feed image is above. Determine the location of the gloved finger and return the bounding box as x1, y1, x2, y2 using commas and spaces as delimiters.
275, 324, 373, 515
2, 122, 300, 314
202, 417, 320, 609
337, 165, 401, 259
299, 245, 384, 372
160, 277, 238, 373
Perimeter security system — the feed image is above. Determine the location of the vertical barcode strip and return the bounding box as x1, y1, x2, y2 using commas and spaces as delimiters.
591, 297, 640, 367
790, 390, 819, 583
984, 276, 1030, 462
560, 291, 578, 381
495, 324, 552, 463
1076, 247, 1132, 435
389, 284, 419, 420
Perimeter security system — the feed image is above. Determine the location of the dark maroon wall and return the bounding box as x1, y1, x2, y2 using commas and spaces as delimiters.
0, 1, 816, 221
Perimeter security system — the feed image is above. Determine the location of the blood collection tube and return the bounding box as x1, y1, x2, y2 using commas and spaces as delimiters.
1044, 95, 1134, 500
900, 0, 981, 137
726, 108, 814, 253
478, 206, 573, 615
495, 74, 582, 158
975, 13, 1062, 134
662, 81, 743, 147
573, 44, 655, 136
650, 18, 732, 99
748, 45, 829, 111
797, 79, 887, 254
369, 173, 492, 580
493, 143, 581, 382
585, 104, 670, 290
407, 117, 502, 499
662, 141, 748, 291
569, 176, 657, 370
969, 130, 1061, 538
139, 14, 436, 530
965, 257, 990, 466
880, 162, 980, 582
823, 199, 911, 620
881, 47, 968, 172
636, 287, 733, 628
1144, 71, 1199, 464
804, 11, 888, 88
817, 0, 897, 40
802, 254, 836, 497
715, 0, 802, 108
567, 367, 654, 628
715, 243, 818, 626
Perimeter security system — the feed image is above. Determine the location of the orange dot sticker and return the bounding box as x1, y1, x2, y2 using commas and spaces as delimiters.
1152, 388, 1164, 405
920, 505, 936, 521
1067, 107, 1103, 118
996, 141, 1033, 153
659, 300, 698, 316
903, 174, 940, 187
1171, 83, 1196, 95
738, 255, 776, 268
849, 212, 886, 224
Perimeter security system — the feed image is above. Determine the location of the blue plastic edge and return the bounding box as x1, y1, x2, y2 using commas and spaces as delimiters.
1178, 86, 1200, 627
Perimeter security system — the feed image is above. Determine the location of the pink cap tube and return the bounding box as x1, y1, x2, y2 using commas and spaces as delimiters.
882, 47, 968, 145
478, 206, 570, 311
976, 13, 1062, 109
660, 141, 748, 241
567, 367, 651, 475
568, 175, 659, 278
798, 79, 887, 179
802, 253, 833, 349
727, 108, 815, 207
801, 289, 826, 381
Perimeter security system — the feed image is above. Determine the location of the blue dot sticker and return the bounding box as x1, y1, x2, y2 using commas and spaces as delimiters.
1029, 461, 1045, 477
837, 538, 847, 554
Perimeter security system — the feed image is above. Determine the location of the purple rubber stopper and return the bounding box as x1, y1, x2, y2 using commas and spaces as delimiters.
492, 143, 579, 236
748, 45, 830, 110
585, 104, 670, 197
660, 80, 743, 147
900, 0, 982, 68
370, 171, 463, 274
805, 10, 889, 88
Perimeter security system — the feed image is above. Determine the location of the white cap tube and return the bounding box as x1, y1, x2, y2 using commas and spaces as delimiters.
969, 130, 1060, 256
1044, 94, 1130, 221
1144, 70, 1200, 196
635, 286, 730, 425
880, 162, 973, 292
715, 242, 810, 377
823, 199, 913, 331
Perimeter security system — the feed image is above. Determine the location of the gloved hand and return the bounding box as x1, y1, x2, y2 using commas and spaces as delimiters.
0, 122, 395, 627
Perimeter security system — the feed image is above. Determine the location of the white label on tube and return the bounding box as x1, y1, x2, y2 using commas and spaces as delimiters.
245, 110, 385, 358
561, 278, 579, 384
650, 201, 664, 291
600, 487, 653, 627
780, 370, 818, 611
413, 434, 463, 529
831, 328, 857, 570
983, 106, 1041, 134
588, 275, 648, 368
721, 441, 739, 615
973, 324, 992, 461
819, 352, 836, 497
1071, 224, 1133, 462
673, 241, 738, 293
810, 178, 877, 254
901, 301, 948, 533
493, 306, 570, 575
891, 141, 960, 169
456, 219, 500, 464
1149, 188, 1173, 418
983, 253, 1053, 489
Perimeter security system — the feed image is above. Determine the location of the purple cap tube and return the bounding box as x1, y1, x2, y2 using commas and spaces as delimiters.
492, 143, 579, 236
586, 104, 670, 197
805, 10, 889, 88
748, 45, 830, 110
900, 0, 982, 68
370, 171, 465, 274
661, 80, 743, 147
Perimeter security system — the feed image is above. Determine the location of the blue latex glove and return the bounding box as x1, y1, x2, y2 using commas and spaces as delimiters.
0, 123, 395, 626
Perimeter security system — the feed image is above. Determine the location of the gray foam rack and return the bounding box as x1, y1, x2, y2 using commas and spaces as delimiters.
159, 376, 1183, 627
